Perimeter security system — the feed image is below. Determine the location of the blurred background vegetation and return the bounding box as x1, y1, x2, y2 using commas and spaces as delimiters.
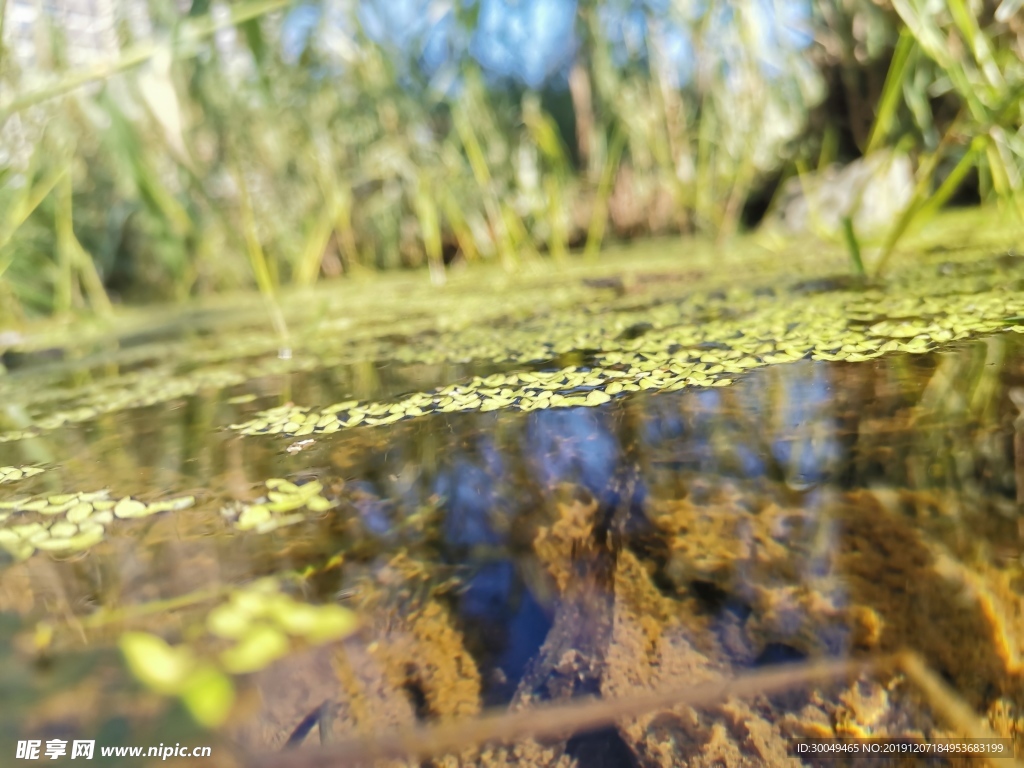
0, 0, 1022, 322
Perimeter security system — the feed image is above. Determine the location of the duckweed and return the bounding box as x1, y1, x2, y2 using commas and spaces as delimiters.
113, 498, 149, 519
213, 590, 357, 645
0, 490, 196, 561
177, 665, 236, 729
0, 466, 44, 484
118, 578, 357, 725
207, 579, 359, 672
222, 479, 333, 533
120, 631, 198, 695
220, 255, 1024, 438
206, 603, 253, 640
5, 235, 1024, 445
119, 632, 235, 728
219, 624, 290, 674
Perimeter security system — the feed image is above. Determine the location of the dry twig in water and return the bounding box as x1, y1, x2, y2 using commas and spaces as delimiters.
246, 654, 898, 768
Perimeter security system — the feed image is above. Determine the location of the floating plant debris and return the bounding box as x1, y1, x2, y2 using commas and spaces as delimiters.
212, 580, 358, 672
232, 295, 1024, 438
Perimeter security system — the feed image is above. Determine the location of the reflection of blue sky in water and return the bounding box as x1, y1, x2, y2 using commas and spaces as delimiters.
282, 0, 811, 88
345, 363, 841, 553
327, 359, 864, 661
632, 364, 840, 491
421, 367, 841, 551
434, 434, 509, 547
458, 558, 552, 704
526, 407, 621, 503
765, 363, 840, 489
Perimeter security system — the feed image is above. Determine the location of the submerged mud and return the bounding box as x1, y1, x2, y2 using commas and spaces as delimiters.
232, 479, 1024, 767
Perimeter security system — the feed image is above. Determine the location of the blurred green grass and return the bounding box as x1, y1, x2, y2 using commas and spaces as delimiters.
0, 0, 1022, 323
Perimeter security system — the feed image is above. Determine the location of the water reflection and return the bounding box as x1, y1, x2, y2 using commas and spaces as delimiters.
436, 455, 507, 549
1, 333, 1023, 765
526, 407, 622, 502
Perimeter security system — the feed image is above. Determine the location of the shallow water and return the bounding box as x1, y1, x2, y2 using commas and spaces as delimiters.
2, 217, 1024, 766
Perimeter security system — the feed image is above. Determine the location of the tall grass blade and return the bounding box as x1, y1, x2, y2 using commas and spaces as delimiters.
439, 189, 479, 263
452, 102, 516, 268
914, 139, 982, 222
584, 126, 626, 260
294, 202, 336, 287
946, 0, 1003, 89
413, 181, 445, 285
866, 28, 915, 155
234, 167, 289, 345
0, 165, 67, 256
873, 114, 965, 277
841, 216, 865, 278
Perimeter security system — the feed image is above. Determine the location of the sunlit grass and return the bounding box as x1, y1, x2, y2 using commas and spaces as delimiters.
0, 0, 1020, 319
859, 0, 1024, 275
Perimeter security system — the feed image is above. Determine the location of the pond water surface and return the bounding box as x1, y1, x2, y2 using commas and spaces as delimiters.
2, 216, 1024, 767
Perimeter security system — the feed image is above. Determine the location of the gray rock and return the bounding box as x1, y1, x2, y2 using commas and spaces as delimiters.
766, 151, 914, 238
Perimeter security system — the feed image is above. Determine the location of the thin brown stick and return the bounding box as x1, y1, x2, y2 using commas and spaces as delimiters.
898, 652, 1019, 768
246, 654, 897, 768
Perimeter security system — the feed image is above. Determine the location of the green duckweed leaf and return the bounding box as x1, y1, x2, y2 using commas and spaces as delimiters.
0, 466, 43, 484
305, 496, 332, 513
120, 632, 196, 695
146, 496, 196, 513
113, 498, 149, 519
48, 522, 77, 538
236, 505, 271, 530
65, 503, 94, 522
180, 665, 235, 728
219, 624, 290, 674
206, 603, 253, 639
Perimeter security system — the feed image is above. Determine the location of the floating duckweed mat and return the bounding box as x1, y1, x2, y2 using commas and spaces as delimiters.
0, 210, 1011, 448
0, 491, 195, 560
232, 272, 1024, 437
1, 210, 1022, 445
